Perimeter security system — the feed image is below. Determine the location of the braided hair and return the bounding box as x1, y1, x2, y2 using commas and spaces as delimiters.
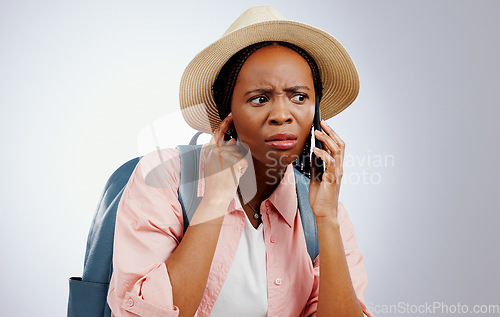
212, 41, 323, 178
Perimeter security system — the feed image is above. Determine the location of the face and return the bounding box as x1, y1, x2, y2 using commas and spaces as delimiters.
231, 44, 315, 169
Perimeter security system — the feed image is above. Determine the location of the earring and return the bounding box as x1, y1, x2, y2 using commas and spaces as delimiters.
224, 128, 236, 141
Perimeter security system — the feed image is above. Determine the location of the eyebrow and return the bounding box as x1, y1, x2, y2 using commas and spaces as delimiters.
244, 85, 310, 96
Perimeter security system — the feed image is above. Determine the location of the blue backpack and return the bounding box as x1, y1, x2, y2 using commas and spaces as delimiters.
67, 134, 319, 317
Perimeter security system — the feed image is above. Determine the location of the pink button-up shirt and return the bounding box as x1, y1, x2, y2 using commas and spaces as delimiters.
107, 147, 373, 316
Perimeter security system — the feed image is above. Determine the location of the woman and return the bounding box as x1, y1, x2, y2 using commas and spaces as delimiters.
107, 6, 372, 317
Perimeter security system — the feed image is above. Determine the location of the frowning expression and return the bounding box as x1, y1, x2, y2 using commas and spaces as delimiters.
231, 44, 315, 168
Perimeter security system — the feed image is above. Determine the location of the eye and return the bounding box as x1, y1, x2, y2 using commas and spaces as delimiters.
249, 95, 269, 105
291, 93, 308, 104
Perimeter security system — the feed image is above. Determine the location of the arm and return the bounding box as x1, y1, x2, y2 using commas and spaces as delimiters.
316, 202, 371, 317
167, 113, 248, 316
165, 198, 228, 317
307, 120, 372, 316
107, 149, 231, 317
316, 216, 363, 317
302, 202, 373, 317
106, 148, 185, 316
107, 114, 246, 317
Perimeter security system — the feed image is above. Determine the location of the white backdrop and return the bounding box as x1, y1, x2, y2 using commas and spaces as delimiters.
1, 0, 499, 316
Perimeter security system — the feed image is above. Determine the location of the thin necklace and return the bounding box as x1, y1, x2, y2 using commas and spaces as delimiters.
237, 187, 261, 220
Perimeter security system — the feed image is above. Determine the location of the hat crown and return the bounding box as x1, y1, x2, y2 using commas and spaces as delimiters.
180, 6, 359, 134
222, 6, 286, 37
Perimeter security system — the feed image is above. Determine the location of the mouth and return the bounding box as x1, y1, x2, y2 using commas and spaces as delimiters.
265, 133, 298, 150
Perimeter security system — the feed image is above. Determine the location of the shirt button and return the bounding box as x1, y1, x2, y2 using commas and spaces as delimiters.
127, 298, 134, 307
274, 278, 283, 286
270, 236, 276, 243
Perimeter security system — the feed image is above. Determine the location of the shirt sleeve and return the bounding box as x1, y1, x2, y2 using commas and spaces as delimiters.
107, 148, 185, 317
302, 201, 374, 317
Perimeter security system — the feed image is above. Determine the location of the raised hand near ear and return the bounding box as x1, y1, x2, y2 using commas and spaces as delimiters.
308, 120, 345, 220
202, 113, 248, 206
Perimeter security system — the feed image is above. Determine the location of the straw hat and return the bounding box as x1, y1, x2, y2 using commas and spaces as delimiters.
179, 6, 359, 134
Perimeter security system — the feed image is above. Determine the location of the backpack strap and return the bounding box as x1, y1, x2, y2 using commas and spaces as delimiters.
188, 131, 203, 145
176, 144, 203, 234
177, 131, 204, 233
294, 168, 320, 264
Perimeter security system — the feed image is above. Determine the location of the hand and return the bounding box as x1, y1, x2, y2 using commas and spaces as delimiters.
309, 120, 345, 220
202, 113, 248, 205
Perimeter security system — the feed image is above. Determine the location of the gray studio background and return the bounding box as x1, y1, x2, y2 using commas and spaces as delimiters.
1, 0, 499, 316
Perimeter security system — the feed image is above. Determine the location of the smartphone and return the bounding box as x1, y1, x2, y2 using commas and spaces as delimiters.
311, 102, 324, 182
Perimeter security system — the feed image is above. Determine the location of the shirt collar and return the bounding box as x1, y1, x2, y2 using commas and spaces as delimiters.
267, 165, 297, 227
196, 145, 297, 227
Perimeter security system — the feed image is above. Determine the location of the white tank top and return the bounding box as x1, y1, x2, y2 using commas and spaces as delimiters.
210, 213, 268, 316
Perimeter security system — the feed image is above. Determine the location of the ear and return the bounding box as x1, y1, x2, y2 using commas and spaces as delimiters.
224, 123, 238, 141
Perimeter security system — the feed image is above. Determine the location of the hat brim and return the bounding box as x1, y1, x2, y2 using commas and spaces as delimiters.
179, 20, 359, 134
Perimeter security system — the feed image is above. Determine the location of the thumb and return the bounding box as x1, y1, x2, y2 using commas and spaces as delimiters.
234, 157, 248, 178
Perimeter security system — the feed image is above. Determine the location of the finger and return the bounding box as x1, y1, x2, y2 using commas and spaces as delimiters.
217, 144, 242, 152
315, 130, 342, 176
205, 143, 241, 151
203, 151, 244, 179
229, 157, 249, 187
312, 147, 338, 184
210, 114, 234, 168
320, 120, 345, 167
233, 156, 248, 177
314, 130, 331, 155
219, 149, 246, 161
315, 129, 340, 155
313, 147, 336, 172
205, 147, 242, 164
204, 143, 245, 167
208, 146, 246, 166
321, 120, 345, 159
220, 152, 248, 180
215, 114, 233, 147
209, 113, 233, 146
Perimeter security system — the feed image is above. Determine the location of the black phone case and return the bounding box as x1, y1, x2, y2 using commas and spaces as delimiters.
311, 101, 324, 182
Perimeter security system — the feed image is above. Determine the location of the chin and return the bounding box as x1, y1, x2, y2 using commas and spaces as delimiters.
262, 150, 301, 169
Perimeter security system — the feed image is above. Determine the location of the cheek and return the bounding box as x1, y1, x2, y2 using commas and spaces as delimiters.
306, 103, 315, 121
299, 106, 315, 133
231, 104, 263, 139
295, 107, 315, 149
232, 113, 248, 135
231, 113, 259, 146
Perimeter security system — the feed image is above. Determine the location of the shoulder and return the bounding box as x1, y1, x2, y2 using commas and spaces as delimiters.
132, 148, 182, 190
138, 147, 181, 170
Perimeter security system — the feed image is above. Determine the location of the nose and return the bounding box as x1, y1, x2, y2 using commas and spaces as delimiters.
268, 98, 293, 125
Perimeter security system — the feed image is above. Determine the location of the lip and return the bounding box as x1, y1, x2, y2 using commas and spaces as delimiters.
266, 133, 297, 142
265, 133, 297, 150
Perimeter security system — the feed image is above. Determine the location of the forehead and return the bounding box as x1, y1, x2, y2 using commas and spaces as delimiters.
236, 45, 313, 86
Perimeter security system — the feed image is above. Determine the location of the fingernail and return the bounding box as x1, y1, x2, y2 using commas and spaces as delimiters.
228, 112, 232, 117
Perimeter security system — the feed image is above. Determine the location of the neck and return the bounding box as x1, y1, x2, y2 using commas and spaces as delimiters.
238, 156, 287, 208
